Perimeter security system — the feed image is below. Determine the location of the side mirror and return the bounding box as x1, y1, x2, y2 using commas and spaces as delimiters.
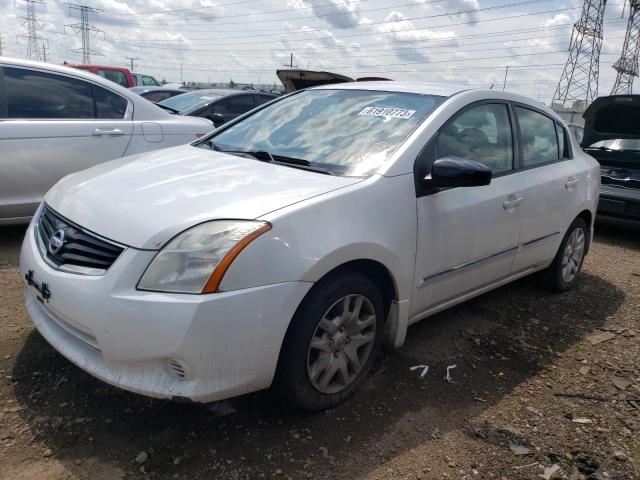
427, 157, 492, 188
208, 113, 225, 126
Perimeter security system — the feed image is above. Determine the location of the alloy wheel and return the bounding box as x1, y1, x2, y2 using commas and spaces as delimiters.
561, 227, 585, 283
306, 294, 377, 395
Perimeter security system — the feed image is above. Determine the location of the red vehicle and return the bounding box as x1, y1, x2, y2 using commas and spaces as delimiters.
64, 63, 135, 88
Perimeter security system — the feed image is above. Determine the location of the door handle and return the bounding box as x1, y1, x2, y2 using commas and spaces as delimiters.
93, 128, 124, 137
565, 176, 579, 189
503, 194, 524, 212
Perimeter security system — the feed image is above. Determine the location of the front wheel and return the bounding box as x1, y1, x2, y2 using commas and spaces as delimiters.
277, 271, 385, 410
542, 217, 589, 292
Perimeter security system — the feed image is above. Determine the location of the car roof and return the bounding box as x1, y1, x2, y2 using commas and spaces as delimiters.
311, 81, 470, 97
129, 86, 185, 94
0, 56, 175, 121
65, 63, 130, 71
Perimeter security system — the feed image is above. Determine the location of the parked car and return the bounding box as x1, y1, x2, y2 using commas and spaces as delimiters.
581, 95, 640, 222
20, 83, 598, 410
65, 63, 135, 88
157, 88, 278, 126
132, 73, 160, 87
0, 57, 213, 224
129, 86, 187, 103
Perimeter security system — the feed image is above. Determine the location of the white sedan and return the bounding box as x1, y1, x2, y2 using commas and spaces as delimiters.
0, 57, 213, 225
20, 82, 599, 410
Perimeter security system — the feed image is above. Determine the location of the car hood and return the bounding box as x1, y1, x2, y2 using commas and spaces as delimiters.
44, 145, 362, 249
582, 95, 640, 147
277, 69, 354, 93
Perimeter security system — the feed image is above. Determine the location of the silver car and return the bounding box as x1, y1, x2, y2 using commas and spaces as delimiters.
0, 57, 213, 225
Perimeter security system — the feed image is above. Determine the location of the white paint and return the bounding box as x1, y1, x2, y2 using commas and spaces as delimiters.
20, 83, 599, 403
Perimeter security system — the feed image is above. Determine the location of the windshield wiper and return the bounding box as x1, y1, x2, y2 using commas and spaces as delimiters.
210, 148, 336, 175
156, 103, 181, 114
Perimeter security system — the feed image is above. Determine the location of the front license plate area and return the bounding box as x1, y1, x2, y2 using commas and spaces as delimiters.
25, 269, 51, 303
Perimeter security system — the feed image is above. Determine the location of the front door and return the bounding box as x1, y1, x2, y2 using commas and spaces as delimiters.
410, 101, 525, 320
0, 66, 133, 220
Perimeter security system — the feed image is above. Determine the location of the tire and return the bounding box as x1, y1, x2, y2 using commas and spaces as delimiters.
542, 217, 589, 292
277, 270, 385, 410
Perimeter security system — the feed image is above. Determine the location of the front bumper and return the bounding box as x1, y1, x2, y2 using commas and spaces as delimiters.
20, 220, 311, 402
598, 185, 640, 221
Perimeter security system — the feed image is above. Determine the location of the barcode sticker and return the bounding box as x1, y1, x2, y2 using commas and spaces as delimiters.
358, 106, 416, 120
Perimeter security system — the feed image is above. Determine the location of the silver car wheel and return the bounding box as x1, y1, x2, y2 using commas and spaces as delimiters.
306, 294, 376, 395
561, 227, 585, 283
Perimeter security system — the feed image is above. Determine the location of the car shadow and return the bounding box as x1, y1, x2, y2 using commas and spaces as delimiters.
0, 225, 28, 268
594, 217, 640, 250
10, 270, 625, 479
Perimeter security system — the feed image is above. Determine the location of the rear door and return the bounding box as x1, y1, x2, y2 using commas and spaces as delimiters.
510, 105, 586, 272
0, 66, 133, 220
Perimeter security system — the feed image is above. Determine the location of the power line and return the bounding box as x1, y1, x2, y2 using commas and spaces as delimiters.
16, 0, 48, 61
65, 3, 104, 64
87, 5, 586, 46
86, 0, 568, 35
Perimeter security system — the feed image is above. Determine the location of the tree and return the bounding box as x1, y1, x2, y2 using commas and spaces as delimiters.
229, 78, 236, 88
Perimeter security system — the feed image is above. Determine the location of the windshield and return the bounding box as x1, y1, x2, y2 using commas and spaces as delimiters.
587, 138, 640, 152
204, 89, 444, 177
159, 91, 224, 114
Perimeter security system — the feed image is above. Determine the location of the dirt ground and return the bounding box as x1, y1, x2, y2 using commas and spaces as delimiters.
0, 219, 638, 480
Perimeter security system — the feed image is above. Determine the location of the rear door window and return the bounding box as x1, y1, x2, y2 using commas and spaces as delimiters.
255, 94, 275, 106
93, 85, 128, 119
212, 95, 255, 119
2, 67, 95, 119
515, 106, 560, 166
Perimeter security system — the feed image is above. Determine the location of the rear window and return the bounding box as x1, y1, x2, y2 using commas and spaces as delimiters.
159, 91, 225, 114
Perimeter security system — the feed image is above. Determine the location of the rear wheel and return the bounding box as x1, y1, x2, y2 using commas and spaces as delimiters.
277, 271, 385, 410
542, 217, 588, 292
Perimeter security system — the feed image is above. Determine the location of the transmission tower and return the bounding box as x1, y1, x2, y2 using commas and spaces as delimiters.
611, 1, 640, 94
64, 4, 103, 64
552, 0, 607, 108
16, 0, 48, 61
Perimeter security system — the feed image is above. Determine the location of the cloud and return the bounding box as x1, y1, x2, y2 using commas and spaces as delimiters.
417, 0, 481, 25
288, 0, 364, 28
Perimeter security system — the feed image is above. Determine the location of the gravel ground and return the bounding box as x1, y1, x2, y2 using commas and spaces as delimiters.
0, 218, 638, 480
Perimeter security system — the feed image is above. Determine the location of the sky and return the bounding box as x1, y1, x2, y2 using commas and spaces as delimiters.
0, 0, 634, 104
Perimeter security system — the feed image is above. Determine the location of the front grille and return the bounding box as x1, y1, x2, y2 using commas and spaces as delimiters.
36, 204, 124, 274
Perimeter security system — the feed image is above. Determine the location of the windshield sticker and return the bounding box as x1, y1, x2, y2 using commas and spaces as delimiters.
358, 106, 416, 120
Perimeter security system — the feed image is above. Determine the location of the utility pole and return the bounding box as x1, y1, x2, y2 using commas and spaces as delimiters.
126, 55, 139, 72
552, 0, 607, 108
180, 63, 183, 83
0, 35, 3, 56
42, 41, 48, 61
16, 0, 48, 61
284, 53, 298, 68
611, 0, 640, 94
64, 4, 103, 64
502, 66, 509, 91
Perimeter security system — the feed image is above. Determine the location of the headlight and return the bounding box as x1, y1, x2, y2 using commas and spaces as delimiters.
138, 220, 271, 294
